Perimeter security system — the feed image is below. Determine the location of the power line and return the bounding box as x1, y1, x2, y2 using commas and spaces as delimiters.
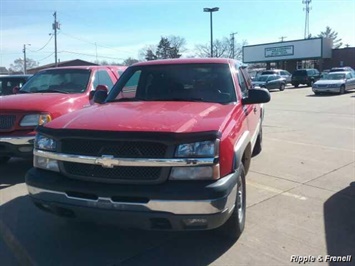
29, 35, 53, 53
59, 50, 124, 61
37, 52, 55, 62
60, 30, 133, 53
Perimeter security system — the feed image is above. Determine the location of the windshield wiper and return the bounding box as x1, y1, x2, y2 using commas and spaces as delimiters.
108, 97, 142, 102
150, 97, 204, 102
35, 89, 69, 94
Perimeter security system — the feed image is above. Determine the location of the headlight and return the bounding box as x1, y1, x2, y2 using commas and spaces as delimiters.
20, 114, 52, 127
34, 134, 57, 151
175, 141, 216, 157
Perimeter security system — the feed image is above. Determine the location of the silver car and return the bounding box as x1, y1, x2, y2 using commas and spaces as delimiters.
260, 69, 291, 84
312, 71, 355, 95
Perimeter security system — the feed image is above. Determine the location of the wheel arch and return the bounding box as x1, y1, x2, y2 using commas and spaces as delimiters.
232, 131, 252, 175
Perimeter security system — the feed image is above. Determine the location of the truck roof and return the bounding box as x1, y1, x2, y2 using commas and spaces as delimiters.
133, 58, 240, 66
39, 65, 126, 72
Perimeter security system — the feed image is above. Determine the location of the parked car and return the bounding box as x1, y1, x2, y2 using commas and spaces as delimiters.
0, 65, 126, 164
291, 69, 320, 87
252, 74, 286, 91
312, 71, 355, 95
329, 66, 355, 73
0, 74, 32, 96
25, 58, 271, 240
260, 69, 291, 83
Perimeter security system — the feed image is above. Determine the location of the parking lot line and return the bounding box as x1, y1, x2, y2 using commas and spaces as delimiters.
247, 180, 307, 201
0, 219, 37, 266
266, 137, 355, 153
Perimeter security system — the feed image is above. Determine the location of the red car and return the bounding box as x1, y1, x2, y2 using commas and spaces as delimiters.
25, 58, 270, 240
0, 65, 126, 163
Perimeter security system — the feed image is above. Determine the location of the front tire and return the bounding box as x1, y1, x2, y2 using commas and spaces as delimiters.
339, 85, 345, 94
0, 156, 11, 164
216, 164, 246, 241
279, 83, 285, 91
252, 127, 263, 156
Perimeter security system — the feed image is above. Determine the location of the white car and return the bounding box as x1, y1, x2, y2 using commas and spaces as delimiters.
312, 71, 355, 95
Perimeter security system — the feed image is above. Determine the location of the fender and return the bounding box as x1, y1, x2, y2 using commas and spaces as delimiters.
232, 131, 251, 172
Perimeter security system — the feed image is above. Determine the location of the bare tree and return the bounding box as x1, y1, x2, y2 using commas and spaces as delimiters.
195, 37, 241, 58
168, 35, 187, 53
123, 57, 139, 66
9, 58, 39, 73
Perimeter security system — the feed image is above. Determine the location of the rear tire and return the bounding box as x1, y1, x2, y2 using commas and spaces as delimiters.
216, 164, 246, 241
0, 156, 11, 164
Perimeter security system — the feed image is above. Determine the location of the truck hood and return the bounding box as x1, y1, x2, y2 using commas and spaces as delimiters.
46, 101, 236, 133
0, 93, 86, 112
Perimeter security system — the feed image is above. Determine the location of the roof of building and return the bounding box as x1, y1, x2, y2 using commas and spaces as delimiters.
27, 59, 99, 74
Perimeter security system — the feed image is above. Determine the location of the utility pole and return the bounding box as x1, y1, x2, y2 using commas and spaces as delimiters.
279, 36, 287, 42
53, 11, 60, 67
302, 0, 312, 39
23, 44, 30, 74
230, 32, 238, 58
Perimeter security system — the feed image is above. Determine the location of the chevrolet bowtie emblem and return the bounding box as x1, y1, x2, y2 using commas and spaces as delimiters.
95, 155, 117, 168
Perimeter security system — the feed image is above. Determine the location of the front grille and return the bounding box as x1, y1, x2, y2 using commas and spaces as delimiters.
63, 162, 163, 181
0, 115, 16, 130
61, 139, 167, 158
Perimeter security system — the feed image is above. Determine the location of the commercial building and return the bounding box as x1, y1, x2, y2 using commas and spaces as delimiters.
243, 38, 355, 72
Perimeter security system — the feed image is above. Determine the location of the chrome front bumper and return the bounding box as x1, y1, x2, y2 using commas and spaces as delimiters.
0, 136, 34, 145
27, 176, 237, 215
312, 87, 340, 93
0, 135, 34, 157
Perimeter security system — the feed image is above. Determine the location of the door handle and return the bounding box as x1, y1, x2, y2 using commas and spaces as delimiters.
253, 107, 257, 114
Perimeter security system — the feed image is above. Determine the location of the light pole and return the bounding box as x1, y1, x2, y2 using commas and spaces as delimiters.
23, 44, 31, 74
203, 7, 219, 57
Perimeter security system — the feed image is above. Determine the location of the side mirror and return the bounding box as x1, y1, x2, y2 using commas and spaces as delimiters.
95, 84, 109, 92
12, 86, 20, 94
93, 90, 108, 104
91, 84, 109, 103
242, 88, 271, 105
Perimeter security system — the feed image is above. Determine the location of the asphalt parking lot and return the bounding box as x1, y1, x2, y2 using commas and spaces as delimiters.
1, 85, 354, 266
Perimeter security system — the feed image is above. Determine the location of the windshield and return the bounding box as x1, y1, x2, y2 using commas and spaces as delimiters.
107, 63, 236, 104
20, 69, 91, 93
326, 73, 346, 80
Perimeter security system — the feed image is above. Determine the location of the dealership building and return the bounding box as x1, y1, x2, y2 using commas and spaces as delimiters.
243, 37, 355, 72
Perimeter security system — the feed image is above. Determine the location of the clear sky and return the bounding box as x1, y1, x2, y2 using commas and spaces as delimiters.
1, 0, 354, 69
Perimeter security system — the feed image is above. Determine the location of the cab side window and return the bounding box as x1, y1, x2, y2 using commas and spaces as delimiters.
93, 70, 114, 90
236, 66, 249, 98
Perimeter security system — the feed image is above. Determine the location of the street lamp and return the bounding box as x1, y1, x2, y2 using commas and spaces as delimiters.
203, 7, 219, 57
23, 44, 31, 74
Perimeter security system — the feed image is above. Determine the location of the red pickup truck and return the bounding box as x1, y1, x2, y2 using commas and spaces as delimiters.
25, 59, 270, 240
0, 65, 126, 163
